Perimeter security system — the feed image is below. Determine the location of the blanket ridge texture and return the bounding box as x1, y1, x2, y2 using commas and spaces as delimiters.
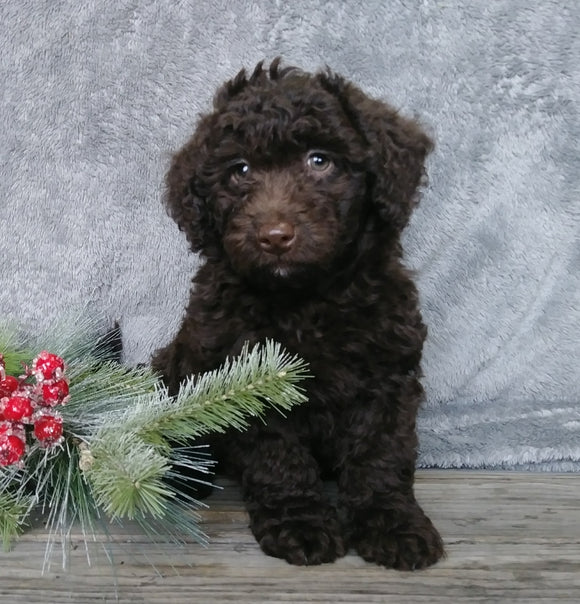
1, 1, 578, 470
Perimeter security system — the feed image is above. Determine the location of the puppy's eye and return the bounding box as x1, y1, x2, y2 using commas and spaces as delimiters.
229, 160, 250, 183
306, 152, 333, 173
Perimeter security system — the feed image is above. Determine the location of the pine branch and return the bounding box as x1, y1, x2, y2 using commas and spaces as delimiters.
26, 312, 117, 363
109, 340, 310, 445
84, 340, 309, 528
64, 361, 159, 432
86, 434, 173, 521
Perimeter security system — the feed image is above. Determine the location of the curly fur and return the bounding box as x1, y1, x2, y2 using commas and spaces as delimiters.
152, 59, 444, 569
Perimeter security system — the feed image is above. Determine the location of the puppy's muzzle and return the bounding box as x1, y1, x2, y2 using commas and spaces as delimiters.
258, 222, 296, 255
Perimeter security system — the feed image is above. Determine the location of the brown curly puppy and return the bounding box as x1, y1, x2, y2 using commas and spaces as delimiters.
152, 59, 444, 570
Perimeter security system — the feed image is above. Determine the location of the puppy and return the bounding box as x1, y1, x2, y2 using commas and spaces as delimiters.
152, 59, 444, 569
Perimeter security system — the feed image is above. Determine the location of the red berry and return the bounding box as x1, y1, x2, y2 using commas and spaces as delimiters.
41, 379, 70, 407
33, 351, 65, 382
0, 434, 26, 466
0, 375, 20, 398
34, 413, 63, 446
2, 395, 34, 422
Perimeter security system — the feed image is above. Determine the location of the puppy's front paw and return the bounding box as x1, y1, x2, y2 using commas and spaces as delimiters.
251, 507, 346, 566
352, 506, 444, 570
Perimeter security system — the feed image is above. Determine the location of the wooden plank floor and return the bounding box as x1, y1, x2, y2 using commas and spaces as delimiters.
1, 471, 579, 603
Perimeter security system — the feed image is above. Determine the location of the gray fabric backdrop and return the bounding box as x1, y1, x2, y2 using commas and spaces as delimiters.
1, 1, 578, 470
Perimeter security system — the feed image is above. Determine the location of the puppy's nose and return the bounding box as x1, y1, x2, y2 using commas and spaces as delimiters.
258, 222, 296, 255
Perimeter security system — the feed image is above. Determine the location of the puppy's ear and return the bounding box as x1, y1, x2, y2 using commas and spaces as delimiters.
318, 71, 433, 231
164, 120, 214, 253
165, 60, 274, 253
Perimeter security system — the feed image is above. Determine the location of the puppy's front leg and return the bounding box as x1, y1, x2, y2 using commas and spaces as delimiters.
337, 377, 444, 570
232, 418, 346, 566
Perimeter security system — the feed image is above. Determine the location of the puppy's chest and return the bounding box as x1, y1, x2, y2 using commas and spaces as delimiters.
256, 303, 339, 344
274, 311, 325, 348
251, 301, 380, 361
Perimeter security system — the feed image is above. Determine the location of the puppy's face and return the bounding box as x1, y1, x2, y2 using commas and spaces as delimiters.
166, 61, 433, 285
198, 82, 369, 285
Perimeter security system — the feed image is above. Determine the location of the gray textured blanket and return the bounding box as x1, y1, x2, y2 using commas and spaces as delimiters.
1, 1, 578, 470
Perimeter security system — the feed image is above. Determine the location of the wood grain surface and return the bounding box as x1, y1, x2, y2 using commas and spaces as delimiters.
1, 471, 579, 603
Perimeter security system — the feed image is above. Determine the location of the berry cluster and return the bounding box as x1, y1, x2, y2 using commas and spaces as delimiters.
0, 351, 69, 466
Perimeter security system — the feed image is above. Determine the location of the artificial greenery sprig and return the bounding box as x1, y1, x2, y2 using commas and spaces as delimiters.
0, 317, 309, 570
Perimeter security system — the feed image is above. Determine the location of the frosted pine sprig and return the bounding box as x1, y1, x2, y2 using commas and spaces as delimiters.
0, 317, 310, 570
103, 340, 310, 445
84, 341, 310, 525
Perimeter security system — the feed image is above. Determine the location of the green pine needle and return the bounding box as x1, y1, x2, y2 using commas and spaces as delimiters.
0, 323, 32, 377
0, 491, 32, 552
87, 435, 173, 520
65, 361, 159, 431
135, 498, 208, 547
